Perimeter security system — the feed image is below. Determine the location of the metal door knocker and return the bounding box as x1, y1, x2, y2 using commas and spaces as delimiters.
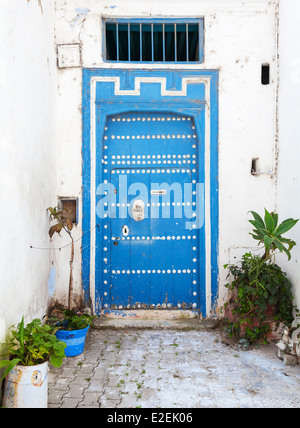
131, 200, 145, 222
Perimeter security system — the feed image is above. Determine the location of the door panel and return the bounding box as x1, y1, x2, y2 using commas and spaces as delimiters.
82, 68, 219, 316
100, 111, 201, 310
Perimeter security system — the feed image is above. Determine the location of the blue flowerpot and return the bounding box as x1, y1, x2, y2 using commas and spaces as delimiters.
55, 326, 89, 357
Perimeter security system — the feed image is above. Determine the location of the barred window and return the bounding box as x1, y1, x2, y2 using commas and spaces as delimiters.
104, 19, 204, 63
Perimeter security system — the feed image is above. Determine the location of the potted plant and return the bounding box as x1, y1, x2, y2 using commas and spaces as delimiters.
48, 309, 95, 357
223, 209, 298, 347
0, 317, 66, 408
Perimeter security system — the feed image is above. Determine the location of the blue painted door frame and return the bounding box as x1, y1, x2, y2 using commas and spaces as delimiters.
82, 69, 219, 316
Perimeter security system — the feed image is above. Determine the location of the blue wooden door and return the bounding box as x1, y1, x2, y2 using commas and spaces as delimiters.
100, 111, 202, 310
82, 69, 219, 316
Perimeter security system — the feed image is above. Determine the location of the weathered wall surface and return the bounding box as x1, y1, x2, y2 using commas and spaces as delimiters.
53, 0, 279, 313
277, 0, 300, 309
0, 0, 57, 348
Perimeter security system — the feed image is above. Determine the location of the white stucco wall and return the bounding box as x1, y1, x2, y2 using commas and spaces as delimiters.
0, 0, 57, 348
277, 0, 300, 309
53, 0, 279, 314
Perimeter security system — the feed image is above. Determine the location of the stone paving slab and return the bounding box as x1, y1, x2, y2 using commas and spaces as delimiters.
48, 327, 300, 408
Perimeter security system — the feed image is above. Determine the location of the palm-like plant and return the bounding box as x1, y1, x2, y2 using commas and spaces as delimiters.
249, 209, 298, 261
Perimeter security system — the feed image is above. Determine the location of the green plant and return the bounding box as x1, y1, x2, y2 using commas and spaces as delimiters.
224, 252, 295, 343
49, 309, 95, 331
249, 209, 298, 260
223, 209, 298, 345
47, 206, 74, 310
0, 317, 66, 381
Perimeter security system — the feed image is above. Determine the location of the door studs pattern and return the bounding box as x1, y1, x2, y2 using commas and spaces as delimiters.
99, 111, 201, 310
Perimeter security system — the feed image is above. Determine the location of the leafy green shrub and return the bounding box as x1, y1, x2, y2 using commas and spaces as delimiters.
224, 253, 295, 343
0, 317, 66, 381
223, 209, 298, 345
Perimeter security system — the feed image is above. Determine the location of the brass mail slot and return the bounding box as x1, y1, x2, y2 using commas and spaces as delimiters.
150, 189, 167, 195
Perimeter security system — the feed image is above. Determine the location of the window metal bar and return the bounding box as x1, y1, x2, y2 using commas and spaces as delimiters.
128, 23, 130, 61
116, 23, 119, 62
174, 24, 177, 62
186, 23, 189, 62
163, 23, 165, 62
105, 22, 107, 61
198, 22, 201, 62
199, 20, 204, 62
140, 23, 142, 61
151, 23, 154, 62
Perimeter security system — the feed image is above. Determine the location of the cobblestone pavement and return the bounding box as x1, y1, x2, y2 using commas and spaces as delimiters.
48, 328, 300, 408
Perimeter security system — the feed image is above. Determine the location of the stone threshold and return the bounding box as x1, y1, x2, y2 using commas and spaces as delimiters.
93, 310, 220, 330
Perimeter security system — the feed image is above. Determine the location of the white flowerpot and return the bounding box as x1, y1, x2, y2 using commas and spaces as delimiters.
3, 361, 48, 408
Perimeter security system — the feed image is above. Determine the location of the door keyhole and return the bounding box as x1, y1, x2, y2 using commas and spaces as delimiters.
122, 225, 129, 237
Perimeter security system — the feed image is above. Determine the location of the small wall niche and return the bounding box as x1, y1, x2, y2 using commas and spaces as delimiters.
261, 64, 270, 85
58, 197, 78, 224
57, 44, 81, 68
251, 158, 259, 176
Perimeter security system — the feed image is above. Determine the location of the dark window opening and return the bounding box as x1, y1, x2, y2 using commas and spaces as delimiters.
165, 24, 175, 61
118, 24, 129, 61
176, 24, 187, 62
261, 64, 270, 85
142, 24, 152, 61
188, 24, 200, 62
130, 24, 140, 61
106, 23, 117, 61
105, 19, 204, 63
154, 24, 163, 61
